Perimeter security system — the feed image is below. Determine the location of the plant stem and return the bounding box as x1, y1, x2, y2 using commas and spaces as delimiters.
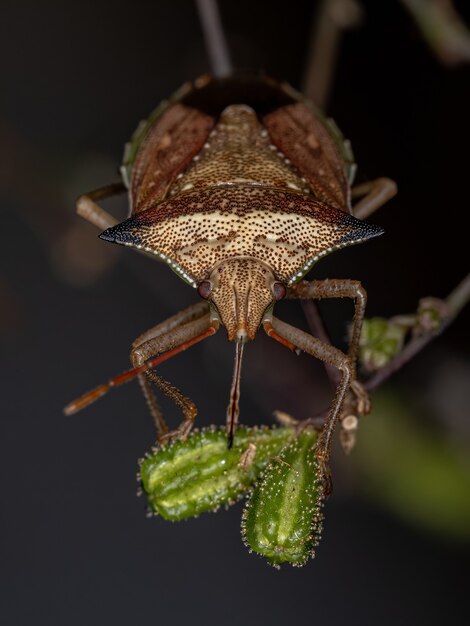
195, 0, 233, 77
365, 272, 470, 392
400, 0, 470, 66
302, 0, 363, 107
301, 300, 341, 387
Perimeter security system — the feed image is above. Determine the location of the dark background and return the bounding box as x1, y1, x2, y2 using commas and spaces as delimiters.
1, 1, 469, 624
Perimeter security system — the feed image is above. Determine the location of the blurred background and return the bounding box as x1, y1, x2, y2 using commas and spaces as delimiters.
1, 0, 469, 624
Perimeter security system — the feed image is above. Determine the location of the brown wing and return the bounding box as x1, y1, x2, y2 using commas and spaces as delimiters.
130, 103, 214, 214
264, 103, 351, 213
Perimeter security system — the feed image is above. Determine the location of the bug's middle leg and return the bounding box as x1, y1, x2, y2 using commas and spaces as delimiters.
130, 302, 213, 441
76, 182, 127, 230
287, 278, 369, 415
351, 177, 397, 220
264, 316, 352, 488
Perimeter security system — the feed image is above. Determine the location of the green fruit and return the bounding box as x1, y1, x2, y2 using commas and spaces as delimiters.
242, 430, 324, 567
139, 426, 294, 521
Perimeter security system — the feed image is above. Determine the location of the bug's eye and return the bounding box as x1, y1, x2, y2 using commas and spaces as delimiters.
272, 282, 286, 301
197, 280, 213, 300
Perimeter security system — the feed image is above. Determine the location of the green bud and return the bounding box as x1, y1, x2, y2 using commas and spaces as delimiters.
360, 317, 407, 372
139, 426, 294, 521
416, 297, 448, 334
242, 430, 324, 568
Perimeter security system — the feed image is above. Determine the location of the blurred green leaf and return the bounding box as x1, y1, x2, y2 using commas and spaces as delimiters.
353, 391, 470, 541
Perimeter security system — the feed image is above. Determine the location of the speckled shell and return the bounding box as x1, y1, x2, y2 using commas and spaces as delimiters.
102, 74, 382, 286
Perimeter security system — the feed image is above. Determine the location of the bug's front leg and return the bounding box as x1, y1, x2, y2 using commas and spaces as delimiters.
351, 177, 397, 220
264, 316, 353, 491
130, 303, 215, 443
76, 182, 127, 230
286, 278, 370, 415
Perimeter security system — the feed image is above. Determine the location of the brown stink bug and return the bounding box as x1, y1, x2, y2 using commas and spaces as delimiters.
65, 74, 396, 467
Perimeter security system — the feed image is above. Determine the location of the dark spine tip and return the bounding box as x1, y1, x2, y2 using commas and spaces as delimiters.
98, 218, 142, 246
98, 228, 116, 242
353, 218, 384, 240
341, 214, 385, 245
368, 223, 385, 239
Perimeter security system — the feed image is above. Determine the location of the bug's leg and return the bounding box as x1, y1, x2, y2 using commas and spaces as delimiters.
64, 310, 218, 442
263, 316, 353, 488
130, 302, 210, 437
76, 182, 127, 230
130, 306, 216, 442
286, 279, 369, 415
351, 177, 397, 220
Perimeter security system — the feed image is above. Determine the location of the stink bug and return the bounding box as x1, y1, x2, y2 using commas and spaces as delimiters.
65, 74, 396, 469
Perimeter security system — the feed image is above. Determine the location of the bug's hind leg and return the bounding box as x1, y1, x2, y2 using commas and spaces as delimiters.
76, 182, 127, 230
351, 177, 397, 220
130, 302, 213, 442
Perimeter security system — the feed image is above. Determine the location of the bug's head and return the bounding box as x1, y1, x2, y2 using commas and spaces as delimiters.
197, 258, 286, 343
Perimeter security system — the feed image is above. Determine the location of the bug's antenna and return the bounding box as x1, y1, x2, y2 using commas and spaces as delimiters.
226, 340, 245, 448
195, 0, 233, 77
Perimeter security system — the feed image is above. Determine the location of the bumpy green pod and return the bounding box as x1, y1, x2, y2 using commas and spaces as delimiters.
242, 430, 324, 567
139, 426, 294, 521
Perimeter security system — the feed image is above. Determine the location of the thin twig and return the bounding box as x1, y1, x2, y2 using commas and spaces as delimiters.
195, 0, 233, 77
302, 0, 363, 107
400, 0, 470, 66
301, 300, 341, 387
365, 272, 470, 392
446, 271, 470, 314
